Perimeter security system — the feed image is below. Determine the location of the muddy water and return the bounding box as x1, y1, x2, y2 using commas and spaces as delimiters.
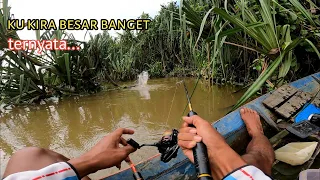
0, 78, 243, 179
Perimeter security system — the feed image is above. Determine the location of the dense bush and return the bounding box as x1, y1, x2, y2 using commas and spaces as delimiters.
1, 0, 319, 109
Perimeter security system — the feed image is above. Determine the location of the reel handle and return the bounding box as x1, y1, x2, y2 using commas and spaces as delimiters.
308, 114, 320, 127
187, 111, 213, 180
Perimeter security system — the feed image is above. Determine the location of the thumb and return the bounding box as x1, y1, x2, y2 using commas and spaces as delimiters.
182, 115, 216, 140
192, 115, 212, 129
182, 115, 210, 129
182, 116, 193, 125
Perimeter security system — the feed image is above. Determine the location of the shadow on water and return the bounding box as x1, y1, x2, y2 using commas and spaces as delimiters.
0, 77, 243, 179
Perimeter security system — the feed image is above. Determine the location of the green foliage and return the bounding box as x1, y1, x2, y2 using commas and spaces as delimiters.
173, 0, 319, 110
1, 0, 46, 104
1, 2, 102, 104
212, 0, 320, 110
147, 62, 164, 78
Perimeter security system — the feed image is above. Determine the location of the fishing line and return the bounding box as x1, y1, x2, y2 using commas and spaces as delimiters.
181, 76, 201, 116
165, 78, 199, 126
165, 81, 180, 126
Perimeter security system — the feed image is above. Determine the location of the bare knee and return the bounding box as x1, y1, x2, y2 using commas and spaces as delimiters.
4, 147, 47, 177
242, 151, 274, 175
6, 147, 52, 168
5, 147, 91, 180
11, 147, 47, 159
249, 145, 275, 167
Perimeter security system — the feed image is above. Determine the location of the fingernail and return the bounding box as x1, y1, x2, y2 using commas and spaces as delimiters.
193, 135, 202, 142
189, 128, 197, 134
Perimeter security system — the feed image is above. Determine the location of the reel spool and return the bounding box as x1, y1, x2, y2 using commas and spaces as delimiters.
157, 129, 179, 162
127, 129, 179, 163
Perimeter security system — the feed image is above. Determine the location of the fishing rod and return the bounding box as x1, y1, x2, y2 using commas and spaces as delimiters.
124, 142, 144, 180
126, 80, 211, 179
183, 81, 212, 180
126, 158, 144, 180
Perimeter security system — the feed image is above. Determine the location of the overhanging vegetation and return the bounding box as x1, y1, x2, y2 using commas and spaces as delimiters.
1, 0, 319, 110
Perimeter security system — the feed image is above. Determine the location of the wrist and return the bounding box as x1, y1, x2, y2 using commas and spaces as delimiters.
68, 154, 99, 178
208, 148, 247, 178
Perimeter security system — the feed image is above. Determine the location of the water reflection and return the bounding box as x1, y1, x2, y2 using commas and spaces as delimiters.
0, 78, 243, 179
136, 86, 151, 100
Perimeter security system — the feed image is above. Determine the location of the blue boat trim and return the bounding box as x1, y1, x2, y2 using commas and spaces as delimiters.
102, 72, 320, 180
146, 158, 191, 179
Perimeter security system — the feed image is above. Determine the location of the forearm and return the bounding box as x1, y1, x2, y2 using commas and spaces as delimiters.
205, 130, 247, 179
209, 147, 247, 179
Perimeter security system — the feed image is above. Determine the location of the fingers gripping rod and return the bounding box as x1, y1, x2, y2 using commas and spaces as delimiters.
183, 81, 212, 180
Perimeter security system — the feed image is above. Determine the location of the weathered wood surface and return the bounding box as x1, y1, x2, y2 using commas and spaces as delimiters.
269, 129, 290, 146
313, 97, 320, 108
263, 85, 298, 109
275, 91, 312, 119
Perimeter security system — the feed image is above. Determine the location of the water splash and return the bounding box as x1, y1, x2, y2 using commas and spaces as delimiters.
135, 71, 150, 99
137, 71, 149, 86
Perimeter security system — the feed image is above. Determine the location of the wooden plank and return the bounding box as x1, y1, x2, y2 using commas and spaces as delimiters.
269, 129, 289, 146
313, 97, 320, 108
263, 85, 298, 109
275, 91, 312, 119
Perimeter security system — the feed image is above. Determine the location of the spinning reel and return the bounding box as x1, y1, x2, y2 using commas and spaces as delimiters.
127, 129, 179, 163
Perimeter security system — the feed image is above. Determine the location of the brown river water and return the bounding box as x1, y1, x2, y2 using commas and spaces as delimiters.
0, 77, 243, 179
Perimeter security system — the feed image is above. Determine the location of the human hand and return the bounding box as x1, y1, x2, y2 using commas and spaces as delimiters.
178, 115, 247, 180
178, 115, 228, 163
86, 128, 136, 169
177, 125, 201, 163
68, 128, 137, 177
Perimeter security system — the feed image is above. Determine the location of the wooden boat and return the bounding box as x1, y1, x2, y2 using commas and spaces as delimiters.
102, 72, 320, 180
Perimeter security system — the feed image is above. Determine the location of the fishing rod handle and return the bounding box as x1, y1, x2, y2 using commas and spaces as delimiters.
133, 172, 144, 180
187, 111, 213, 180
